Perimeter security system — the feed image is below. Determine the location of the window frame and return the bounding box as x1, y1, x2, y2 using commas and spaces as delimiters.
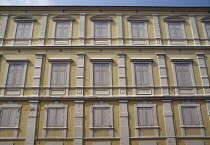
52, 15, 75, 45
164, 16, 187, 45
47, 58, 72, 96
127, 15, 149, 45
178, 101, 205, 137
90, 58, 113, 96
2, 59, 29, 96
13, 16, 36, 45
171, 58, 197, 95
130, 58, 154, 95
90, 15, 112, 45
200, 16, 210, 45
134, 102, 159, 137
0, 101, 22, 138
43, 101, 68, 138
90, 101, 114, 138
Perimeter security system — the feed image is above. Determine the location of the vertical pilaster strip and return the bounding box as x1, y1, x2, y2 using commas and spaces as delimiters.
77, 53, 85, 96
119, 100, 129, 145
74, 101, 84, 145
153, 14, 162, 45
189, 15, 200, 46
79, 13, 86, 45
32, 54, 45, 97
25, 100, 39, 145
117, 14, 123, 45
39, 14, 48, 45
196, 53, 210, 95
0, 14, 9, 46
163, 100, 176, 145
118, 53, 127, 96
157, 53, 169, 95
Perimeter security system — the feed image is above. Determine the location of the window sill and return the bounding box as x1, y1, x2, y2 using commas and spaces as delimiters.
181, 125, 204, 128
90, 127, 114, 129
43, 127, 67, 129
135, 126, 159, 129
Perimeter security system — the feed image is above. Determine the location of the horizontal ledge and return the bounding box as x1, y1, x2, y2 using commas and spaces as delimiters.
90, 127, 114, 129
48, 58, 73, 62
181, 126, 205, 128
0, 127, 19, 129
84, 138, 120, 140
0, 138, 25, 141
135, 126, 159, 129
35, 138, 74, 141
43, 127, 67, 129
171, 58, 194, 62
130, 58, 153, 62
89, 58, 113, 62
6, 58, 29, 62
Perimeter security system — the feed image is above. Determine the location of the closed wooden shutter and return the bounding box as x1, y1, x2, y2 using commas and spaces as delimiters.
94, 22, 101, 38
168, 22, 183, 39
205, 22, 210, 38
93, 63, 109, 87
93, 107, 110, 127
132, 23, 139, 38
51, 64, 67, 87
181, 106, 200, 125
7, 64, 24, 87
175, 64, 192, 86
56, 108, 65, 127
132, 22, 145, 39
93, 108, 102, 127
138, 107, 154, 126
138, 22, 145, 38
47, 108, 65, 127
94, 21, 108, 38
135, 63, 150, 87
16, 22, 31, 38
101, 108, 110, 127
55, 21, 69, 38
0, 108, 18, 127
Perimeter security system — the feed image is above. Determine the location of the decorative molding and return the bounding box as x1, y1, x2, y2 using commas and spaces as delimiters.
200, 16, 210, 22
89, 58, 113, 62
170, 58, 193, 62
48, 58, 72, 62
189, 15, 200, 46
13, 15, 37, 22
76, 53, 85, 96
118, 54, 126, 95
117, 14, 123, 45
6, 58, 29, 62
153, 14, 162, 45
127, 15, 149, 22
90, 15, 113, 21
163, 16, 186, 22
130, 58, 153, 62
52, 15, 75, 21
39, 14, 48, 45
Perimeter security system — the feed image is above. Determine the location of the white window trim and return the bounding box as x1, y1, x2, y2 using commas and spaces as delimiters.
13, 16, 36, 45
90, 58, 113, 96
178, 101, 205, 137
1, 59, 29, 96
134, 101, 159, 138
171, 58, 197, 95
165, 18, 187, 46
0, 101, 22, 138
43, 101, 68, 138
47, 58, 72, 96
130, 58, 154, 95
128, 22, 149, 45
90, 101, 114, 138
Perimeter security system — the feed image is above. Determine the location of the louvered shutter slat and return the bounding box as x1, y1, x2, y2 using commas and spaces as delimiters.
62, 21, 69, 38
175, 23, 183, 39
168, 23, 176, 39
9, 108, 18, 127
95, 22, 101, 38
0, 108, 10, 126
142, 64, 150, 86
56, 108, 64, 127
135, 64, 143, 86
51, 64, 58, 86
47, 109, 56, 127
7, 65, 16, 86
138, 108, 146, 126
58, 65, 67, 86
23, 23, 31, 38
183, 64, 192, 86
93, 64, 101, 86
132, 23, 139, 38
94, 108, 102, 127
16, 23, 24, 38
101, 64, 109, 86
182, 107, 191, 125
146, 108, 154, 126
14, 65, 24, 86
102, 108, 110, 127
101, 22, 108, 38
175, 64, 184, 86
190, 107, 200, 125
138, 23, 145, 38
56, 22, 62, 38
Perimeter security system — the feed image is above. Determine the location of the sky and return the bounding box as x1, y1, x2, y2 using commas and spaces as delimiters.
0, 0, 210, 6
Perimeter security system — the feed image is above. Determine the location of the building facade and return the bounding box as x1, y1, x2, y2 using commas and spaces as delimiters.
0, 6, 210, 145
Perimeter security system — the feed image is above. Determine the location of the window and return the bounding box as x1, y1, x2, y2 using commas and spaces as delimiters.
90, 15, 112, 45
135, 102, 159, 137
43, 101, 68, 138
3, 59, 29, 96
200, 16, 210, 45
13, 16, 36, 45
127, 15, 149, 45
90, 58, 113, 95
186, 141, 204, 145
164, 16, 187, 45
0, 102, 22, 138
48, 58, 72, 96
52, 15, 75, 45
90, 102, 114, 138
130, 58, 154, 95
178, 101, 205, 137
171, 58, 197, 95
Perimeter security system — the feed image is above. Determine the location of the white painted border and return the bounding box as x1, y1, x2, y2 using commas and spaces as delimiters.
178, 101, 205, 137
43, 101, 68, 138
134, 101, 159, 138
131, 60, 154, 95
90, 101, 114, 138
0, 101, 22, 138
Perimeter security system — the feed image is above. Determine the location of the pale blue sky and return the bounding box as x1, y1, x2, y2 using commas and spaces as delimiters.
0, 0, 210, 6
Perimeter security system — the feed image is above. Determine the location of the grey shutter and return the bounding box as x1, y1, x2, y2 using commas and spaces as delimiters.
55, 22, 62, 38
168, 23, 176, 39
93, 64, 101, 86
8, 108, 18, 127
101, 64, 109, 86
182, 107, 192, 125
62, 21, 69, 38
93, 108, 102, 127
101, 108, 110, 127
175, 23, 183, 39
175, 64, 192, 86
7, 64, 24, 87
138, 108, 146, 126
183, 64, 193, 86
51, 64, 67, 87
0, 108, 18, 127
146, 107, 154, 126
23, 23, 31, 38
51, 64, 58, 86
190, 107, 200, 125
142, 64, 150, 86
101, 22, 108, 38
56, 108, 65, 127
16, 23, 24, 38
205, 22, 210, 38
132, 23, 139, 38
47, 108, 56, 127
138, 22, 145, 38
135, 64, 150, 87
95, 22, 101, 38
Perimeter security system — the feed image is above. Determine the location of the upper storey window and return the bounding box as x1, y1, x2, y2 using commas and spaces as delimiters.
90, 15, 113, 45
13, 16, 36, 45
164, 16, 187, 45
127, 16, 149, 45
200, 16, 210, 45
52, 15, 75, 45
